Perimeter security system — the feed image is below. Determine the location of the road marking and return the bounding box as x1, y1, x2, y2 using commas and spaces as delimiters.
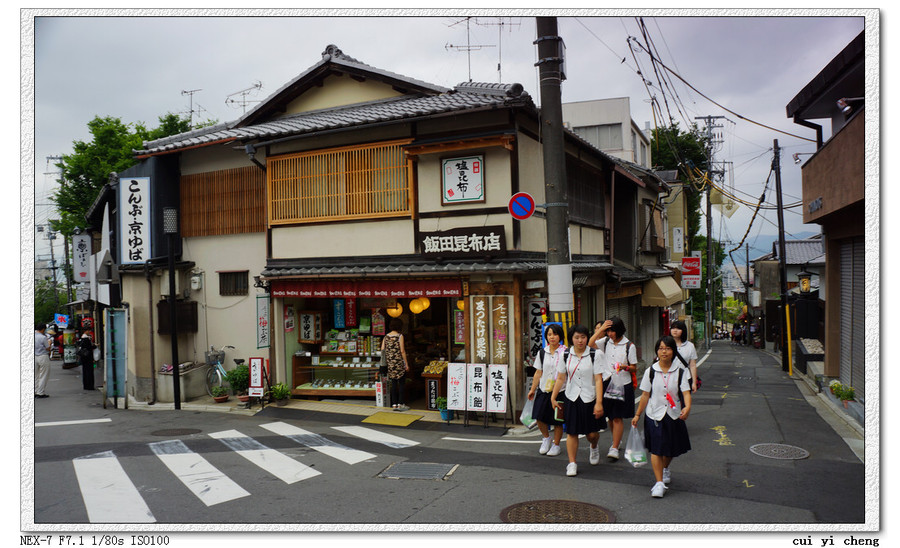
36, 418, 112, 427
331, 426, 419, 448
261, 421, 376, 465
711, 426, 734, 446
72, 451, 155, 523
442, 437, 539, 444
149, 440, 250, 506
743, 479, 755, 488
208, 429, 320, 484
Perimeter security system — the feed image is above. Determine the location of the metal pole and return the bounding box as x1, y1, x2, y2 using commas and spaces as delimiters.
535, 17, 574, 333
773, 140, 790, 371
164, 207, 181, 409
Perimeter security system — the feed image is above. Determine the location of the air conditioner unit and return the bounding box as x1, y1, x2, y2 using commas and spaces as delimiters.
160, 270, 183, 297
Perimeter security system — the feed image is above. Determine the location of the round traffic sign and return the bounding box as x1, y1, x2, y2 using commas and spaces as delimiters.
509, 192, 536, 220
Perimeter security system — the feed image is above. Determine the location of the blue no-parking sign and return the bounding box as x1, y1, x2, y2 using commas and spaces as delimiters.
508, 192, 536, 220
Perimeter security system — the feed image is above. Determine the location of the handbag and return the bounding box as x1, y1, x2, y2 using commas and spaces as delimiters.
519, 397, 538, 430
624, 425, 648, 467
604, 372, 626, 401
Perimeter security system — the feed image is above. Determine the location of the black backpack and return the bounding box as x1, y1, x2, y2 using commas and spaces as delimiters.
648, 366, 686, 409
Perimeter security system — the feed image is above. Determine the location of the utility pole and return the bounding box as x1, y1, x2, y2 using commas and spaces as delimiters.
745, 243, 752, 346
695, 115, 726, 349
773, 139, 789, 371
535, 16, 574, 336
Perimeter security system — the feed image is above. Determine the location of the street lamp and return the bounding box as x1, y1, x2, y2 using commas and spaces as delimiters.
164, 207, 181, 409
797, 267, 813, 295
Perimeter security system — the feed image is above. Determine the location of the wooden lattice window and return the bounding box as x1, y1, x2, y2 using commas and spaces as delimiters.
180, 166, 267, 237
267, 140, 413, 225
219, 271, 249, 296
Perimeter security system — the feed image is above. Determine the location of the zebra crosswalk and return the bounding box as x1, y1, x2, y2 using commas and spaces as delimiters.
70, 422, 418, 523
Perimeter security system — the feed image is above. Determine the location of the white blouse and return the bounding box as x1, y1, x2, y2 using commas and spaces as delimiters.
594, 336, 638, 381
639, 362, 692, 421
559, 348, 605, 403
534, 344, 566, 393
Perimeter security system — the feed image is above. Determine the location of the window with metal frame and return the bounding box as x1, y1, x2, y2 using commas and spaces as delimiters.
267, 140, 412, 225
219, 271, 249, 296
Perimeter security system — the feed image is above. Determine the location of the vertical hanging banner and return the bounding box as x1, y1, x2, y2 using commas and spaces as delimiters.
119, 177, 152, 265
256, 295, 270, 348
333, 299, 346, 329
72, 233, 91, 282
486, 364, 508, 413
466, 363, 487, 411
471, 296, 490, 363
491, 296, 509, 364
525, 298, 548, 366
284, 305, 295, 333
345, 298, 357, 327
447, 363, 466, 411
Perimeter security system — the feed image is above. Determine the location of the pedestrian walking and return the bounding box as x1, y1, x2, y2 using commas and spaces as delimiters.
77, 334, 97, 391
589, 317, 637, 462
550, 324, 607, 477
379, 318, 409, 411
526, 324, 566, 456
632, 336, 692, 498
669, 320, 700, 392
34, 323, 51, 398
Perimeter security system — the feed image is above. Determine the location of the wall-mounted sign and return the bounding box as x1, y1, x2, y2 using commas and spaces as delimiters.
119, 177, 152, 264
442, 155, 484, 204
256, 295, 270, 348
72, 233, 91, 282
419, 225, 506, 259
681, 257, 702, 289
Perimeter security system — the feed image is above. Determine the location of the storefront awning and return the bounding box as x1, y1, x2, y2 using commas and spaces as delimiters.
271, 278, 462, 299
641, 276, 683, 307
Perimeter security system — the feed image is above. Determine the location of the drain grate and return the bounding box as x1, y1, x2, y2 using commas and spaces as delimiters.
378, 462, 458, 480
500, 500, 616, 523
150, 428, 202, 437
750, 443, 810, 460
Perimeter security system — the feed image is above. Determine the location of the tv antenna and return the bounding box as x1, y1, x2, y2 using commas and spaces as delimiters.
181, 88, 207, 128
474, 17, 521, 83
225, 81, 264, 114
445, 17, 495, 82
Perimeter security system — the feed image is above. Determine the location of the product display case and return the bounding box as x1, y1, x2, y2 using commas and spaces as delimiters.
291, 352, 380, 397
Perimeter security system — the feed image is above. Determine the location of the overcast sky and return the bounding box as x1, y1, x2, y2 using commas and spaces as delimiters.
27, 10, 870, 263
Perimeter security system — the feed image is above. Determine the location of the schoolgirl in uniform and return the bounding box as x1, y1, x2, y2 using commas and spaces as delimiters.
526, 323, 566, 456
632, 335, 692, 498
670, 320, 700, 392
590, 317, 638, 462
550, 324, 607, 477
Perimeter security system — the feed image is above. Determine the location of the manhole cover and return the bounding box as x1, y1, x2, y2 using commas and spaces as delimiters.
750, 443, 810, 460
150, 428, 202, 437
500, 500, 615, 523
378, 462, 458, 480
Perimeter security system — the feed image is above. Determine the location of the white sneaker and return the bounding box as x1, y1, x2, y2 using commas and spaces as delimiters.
662, 467, 671, 485
651, 481, 667, 498
607, 446, 620, 461
547, 444, 562, 456
589, 445, 600, 465
566, 462, 578, 476
539, 437, 552, 455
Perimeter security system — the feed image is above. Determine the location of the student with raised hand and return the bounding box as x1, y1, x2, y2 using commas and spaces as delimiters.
550, 324, 607, 477
632, 335, 692, 498
526, 323, 566, 457
669, 320, 700, 392
591, 317, 638, 462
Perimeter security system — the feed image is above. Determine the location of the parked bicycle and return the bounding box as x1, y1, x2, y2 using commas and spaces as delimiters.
205, 345, 245, 397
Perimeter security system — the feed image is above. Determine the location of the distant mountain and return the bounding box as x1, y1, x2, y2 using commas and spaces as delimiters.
728, 230, 821, 265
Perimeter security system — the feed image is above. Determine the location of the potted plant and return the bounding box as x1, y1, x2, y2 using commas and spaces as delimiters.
436, 396, 453, 421
271, 382, 292, 406
838, 385, 856, 408
225, 364, 251, 402
828, 379, 841, 395
211, 385, 229, 403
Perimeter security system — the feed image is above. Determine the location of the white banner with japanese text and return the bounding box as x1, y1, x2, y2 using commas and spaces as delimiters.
447, 363, 466, 411
486, 364, 508, 414
118, 176, 152, 264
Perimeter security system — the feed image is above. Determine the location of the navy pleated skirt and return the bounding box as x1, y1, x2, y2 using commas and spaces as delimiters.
643, 414, 691, 457
562, 394, 607, 435
533, 390, 563, 425
601, 377, 635, 419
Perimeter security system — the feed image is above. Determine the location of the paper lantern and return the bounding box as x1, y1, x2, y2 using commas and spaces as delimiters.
419, 297, 430, 310
456, 299, 466, 311
409, 298, 424, 315
386, 303, 403, 318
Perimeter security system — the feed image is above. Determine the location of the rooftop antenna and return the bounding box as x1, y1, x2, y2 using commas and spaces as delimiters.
181, 88, 203, 128
475, 17, 521, 83
446, 17, 495, 82
225, 81, 264, 114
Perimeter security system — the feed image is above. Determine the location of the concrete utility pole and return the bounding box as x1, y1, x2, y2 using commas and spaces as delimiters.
773, 139, 790, 371
535, 16, 575, 335
695, 115, 726, 349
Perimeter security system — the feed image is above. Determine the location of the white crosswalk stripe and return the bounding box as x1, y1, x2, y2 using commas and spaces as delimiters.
260, 421, 377, 464
208, 429, 321, 484
149, 440, 250, 506
72, 451, 156, 523
331, 425, 420, 448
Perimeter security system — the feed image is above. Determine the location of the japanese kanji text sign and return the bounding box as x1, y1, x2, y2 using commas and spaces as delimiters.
442, 155, 484, 204
119, 177, 152, 264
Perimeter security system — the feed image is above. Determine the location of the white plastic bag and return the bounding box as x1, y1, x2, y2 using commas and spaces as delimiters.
604, 372, 626, 401
624, 425, 648, 467
519, 397, 538, 430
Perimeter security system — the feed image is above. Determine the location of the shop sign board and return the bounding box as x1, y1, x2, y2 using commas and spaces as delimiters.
248, 357, 267, 397
54, 313, 69, 329
256, 295, 270, 348
332, 299, 346, 329
524, 298, 547, 366
486, 364, 508, 413
419, 225, 505, 259
271, 279, 462, 299
466, 363, 487, 411
442, 155, 484, 204
447, 363, 466, 411
454, 309, 466, 344
119, 176, 152, 265
681, 257, 702, 289
471, 296, 490, 363
72, 233, 91, 282
491, 296, 509, 364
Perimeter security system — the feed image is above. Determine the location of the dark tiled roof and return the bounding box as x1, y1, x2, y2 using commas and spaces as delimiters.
261, 259, 612, 278
753, 238, 825, 265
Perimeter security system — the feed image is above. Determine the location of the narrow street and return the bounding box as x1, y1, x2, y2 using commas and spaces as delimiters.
29, 340, 866, 533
